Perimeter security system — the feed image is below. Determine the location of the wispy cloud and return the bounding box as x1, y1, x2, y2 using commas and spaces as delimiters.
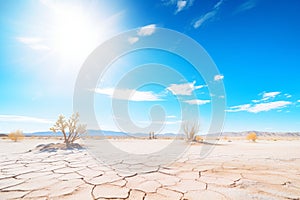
227, 101, 291, 113
166, 115, 177, 119
166, 81, 205, 96
139, 119, 182, 125
128, 24, 156, 45
16, 37, 50, 51
94, 88, 162, 102
176, 0, 187, 13
128, 37, 139, 44
137, 24, 156, 36
227, 91, 292, 113
193, 0, 224, 29
214, 74, 224, 81
184, 99, 211, 105
252, 91, 281, 103
248, 101, 292, 113
0, 115, 53, 123
226, 104, 251, 112
234, 0, 257, 14
284, 94, 292, 98
263, 91, 280, 100
162, 0, 195, 14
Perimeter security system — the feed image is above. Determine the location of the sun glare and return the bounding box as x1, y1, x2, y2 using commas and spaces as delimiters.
49, 5, 100, 61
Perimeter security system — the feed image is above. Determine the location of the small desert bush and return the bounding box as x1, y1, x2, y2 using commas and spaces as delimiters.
246, 132, 257, 142
183, 121, 199, 142
8, 130, 24, 142
194, 135, 203, 142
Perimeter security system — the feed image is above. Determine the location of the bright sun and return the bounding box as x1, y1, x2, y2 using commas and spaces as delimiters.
51, 5, 99, 60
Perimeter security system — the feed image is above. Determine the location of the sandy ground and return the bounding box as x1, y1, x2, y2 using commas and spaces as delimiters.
0, 138, 299, 200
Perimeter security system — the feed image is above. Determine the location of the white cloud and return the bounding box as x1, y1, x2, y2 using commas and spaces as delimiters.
263, 92, 281, 98
137, 24, 156, 36
94, 88, 162, 102
139, 120, 182, 125
228, 90, 293, 113
128, 37, 139, 44
29, 44, 51, 50
248, 101, 291, 113
194, 85, 206, 90
176, 0, 187, 13
0, 115, 53, 124
284, 94, 292, 98
16, 37, 43, 44
263, 91, 280, 99
234, 0, 257, 14
214, 0, 224, 9
184, 99, 211, 105
16, 37, 50, 51
252, 99, 260, 103
163, 0, 195, 14
227, 101, 291, 113
193, 11, 217, 29
166, 115, 177, 119
167, 81, 204, 96
193, 0, 223, 29
252, 91, 282, 103
214, 74, 224, 81
226, 104, 251, 112
297, 100, 300, 103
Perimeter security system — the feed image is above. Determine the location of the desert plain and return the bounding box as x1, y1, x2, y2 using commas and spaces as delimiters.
0, 137, 299, 200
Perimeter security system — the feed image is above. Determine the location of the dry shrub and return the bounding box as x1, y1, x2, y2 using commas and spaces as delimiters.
50, 112, 87, 146
246, 132, 257, 142
194, 135, 203, 142
183, 121, 199, 142
8, 130, 24, 142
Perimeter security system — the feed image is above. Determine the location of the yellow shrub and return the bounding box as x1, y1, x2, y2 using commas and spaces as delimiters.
8, 130, 24, 142
195, 135, 203, 142
246, 132, 257, 142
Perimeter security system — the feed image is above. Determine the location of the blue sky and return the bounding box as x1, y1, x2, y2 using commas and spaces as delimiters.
0, 0, 300, 133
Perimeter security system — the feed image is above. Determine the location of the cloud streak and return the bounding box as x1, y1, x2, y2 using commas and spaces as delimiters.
128, 24, 156, 45
234, 0, 257, 14
137, 24, 156, 36
193, 0, 223, 29
227, 91, 292, 113
128, 37, 139, 44
263, 91, 280, 99
94, 88, 162, 102
184, 99, 211, 105
0, 115, 53, 124
163, 0, 195, 14
166, 81, 205, 96
214, 74, 224, 81
248, 101, 291, 113
16, 37, 50, 51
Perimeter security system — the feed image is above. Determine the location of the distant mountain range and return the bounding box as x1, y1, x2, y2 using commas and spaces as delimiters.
208, 131, 300, 137
22, 130, 185, 138
0, 130, 299, 137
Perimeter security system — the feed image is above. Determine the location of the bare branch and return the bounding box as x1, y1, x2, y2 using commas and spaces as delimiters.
50, 113, 87, 145
183, 121, 200, 142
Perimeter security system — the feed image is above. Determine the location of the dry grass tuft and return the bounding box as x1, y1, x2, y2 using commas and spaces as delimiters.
8, 130, 24, 142
246, 132, 257, 142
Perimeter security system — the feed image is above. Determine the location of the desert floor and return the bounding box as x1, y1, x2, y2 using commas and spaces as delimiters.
0, 138, 299, 200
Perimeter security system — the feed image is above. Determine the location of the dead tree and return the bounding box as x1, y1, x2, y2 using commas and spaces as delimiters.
183, 121, 199, 142
50, 112, 87, 146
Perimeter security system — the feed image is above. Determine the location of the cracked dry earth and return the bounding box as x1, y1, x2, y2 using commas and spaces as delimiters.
0, 139, 300, 200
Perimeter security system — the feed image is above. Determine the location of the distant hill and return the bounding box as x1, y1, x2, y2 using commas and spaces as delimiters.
19, 130, 300, 138
208, 131, 300, 137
